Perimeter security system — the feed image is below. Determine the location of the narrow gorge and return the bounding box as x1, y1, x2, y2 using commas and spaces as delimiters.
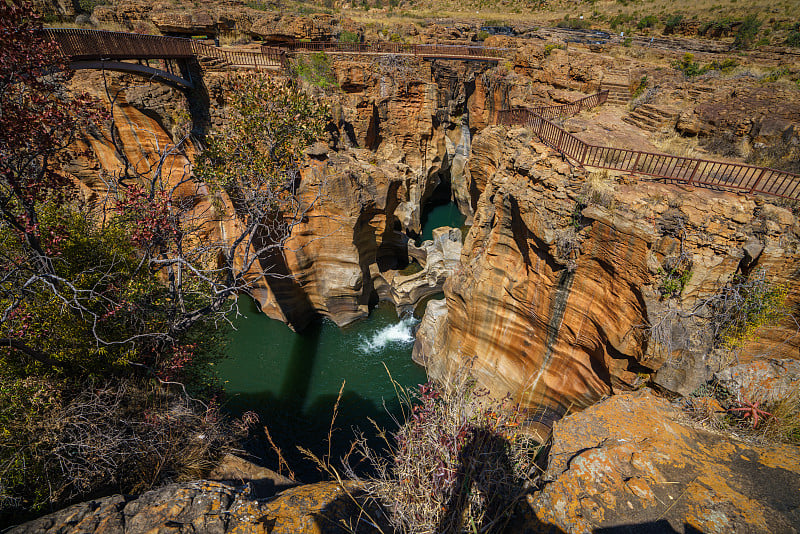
6, 4, 800, 531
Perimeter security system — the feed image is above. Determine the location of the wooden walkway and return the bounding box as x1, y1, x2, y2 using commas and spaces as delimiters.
496, 92, 800, 200
44, 29, 506, 87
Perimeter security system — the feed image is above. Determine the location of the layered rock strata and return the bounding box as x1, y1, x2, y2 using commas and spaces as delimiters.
415, 125, 800, 422
67, 55, 485, 329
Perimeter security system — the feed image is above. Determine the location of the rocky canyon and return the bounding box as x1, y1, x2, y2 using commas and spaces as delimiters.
7, 3, 800, 531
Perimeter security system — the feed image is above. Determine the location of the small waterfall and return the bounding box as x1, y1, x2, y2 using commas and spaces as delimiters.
358, 314, 419, 353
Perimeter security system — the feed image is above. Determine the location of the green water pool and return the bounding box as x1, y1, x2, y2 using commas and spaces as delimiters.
217, 297, 429, 481
418, 201, 466, 244
218, 200, 465, 481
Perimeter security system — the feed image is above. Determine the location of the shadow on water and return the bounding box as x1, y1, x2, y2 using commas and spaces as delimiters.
218, 297, 428, 483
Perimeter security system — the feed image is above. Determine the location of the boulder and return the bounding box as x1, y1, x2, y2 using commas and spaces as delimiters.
529, 390, 800, 533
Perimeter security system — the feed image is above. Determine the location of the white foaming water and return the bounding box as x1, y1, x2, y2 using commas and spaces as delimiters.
358, 316, 418, 353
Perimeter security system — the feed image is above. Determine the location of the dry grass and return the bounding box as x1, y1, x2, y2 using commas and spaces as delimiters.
652, 131, 705, 159
583, 170, 617, 209
337, 0, 795, 32
761, 386, 800, 445
303, 363, 545, 534
685, 381, 800, 446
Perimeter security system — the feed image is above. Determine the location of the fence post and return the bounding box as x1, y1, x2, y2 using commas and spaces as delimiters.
557, 128, 565, 151
749, 168, 768, 194
686, 160, 701, 185
632, 152, 641, 172
580, 144, 589, 165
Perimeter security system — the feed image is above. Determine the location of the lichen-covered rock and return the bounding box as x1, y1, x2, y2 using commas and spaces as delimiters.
7, 481, 374, 534
528, 390, 800, 534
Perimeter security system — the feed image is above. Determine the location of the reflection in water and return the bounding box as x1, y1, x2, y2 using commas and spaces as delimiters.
217, 298, 429, 482
418, 201, 466, 244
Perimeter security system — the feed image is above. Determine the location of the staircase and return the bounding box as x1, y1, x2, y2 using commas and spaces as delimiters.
622, 104, 679, 132
686, 84, 716, 101
198, 55, 229, 70
602, 75, 631, 105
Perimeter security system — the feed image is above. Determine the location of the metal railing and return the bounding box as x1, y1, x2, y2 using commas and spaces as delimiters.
44, 28, 286, 68
497, 92, 800, 200
280, 40, 507, 60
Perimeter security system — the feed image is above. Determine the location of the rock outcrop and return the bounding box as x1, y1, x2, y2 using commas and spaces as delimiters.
416, 124, 800, 421
529, 390, 800, 533
7, 480, 372, 534
377, 226, 462, 309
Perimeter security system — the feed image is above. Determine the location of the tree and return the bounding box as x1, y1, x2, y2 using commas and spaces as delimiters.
0, 3, 326, 518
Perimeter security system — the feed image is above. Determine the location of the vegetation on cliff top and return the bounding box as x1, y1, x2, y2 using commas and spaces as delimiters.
0, 3, 327, 522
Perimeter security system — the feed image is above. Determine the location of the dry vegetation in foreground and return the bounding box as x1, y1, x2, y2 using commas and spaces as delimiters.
302, 364, 545, 534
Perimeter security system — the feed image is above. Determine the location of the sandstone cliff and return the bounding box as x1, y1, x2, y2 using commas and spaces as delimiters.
66, 55, 489, 329
415, 125, 800, 428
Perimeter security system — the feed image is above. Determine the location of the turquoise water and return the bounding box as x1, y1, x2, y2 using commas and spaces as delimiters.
217, 298, 428, 481
418, 201, 466, 243
218, 200, 463, 481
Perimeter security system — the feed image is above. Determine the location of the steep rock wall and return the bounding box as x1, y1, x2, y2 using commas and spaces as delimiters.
416, 125, 800, 424
67, 57, 489, 329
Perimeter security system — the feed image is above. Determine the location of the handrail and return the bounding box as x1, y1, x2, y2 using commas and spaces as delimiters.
44, 28, 505, 71
280, 40, 507, 60
44, 28, 287, 68
497, 92, 800, 200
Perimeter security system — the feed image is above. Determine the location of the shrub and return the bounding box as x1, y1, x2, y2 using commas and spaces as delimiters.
713, 270, 788, 349
609, 13, 634, 30
734, 14, 761, 49
0, 377, 239, 522
672, 53, 737, 77
290, 52, 338, 90
556, 16, 591, 30
543, 42, 564, 56
77, 0, 106, 13
663, 14, 683, 34
337, 365, 543, 533
785, 23, 800, 47
476, 30, 490, 41
339, 30, 360, 43
631, 75, 648, 98
637, 15, 658, 30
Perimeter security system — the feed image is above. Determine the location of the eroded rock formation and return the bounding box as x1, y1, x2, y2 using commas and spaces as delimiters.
415, 125, 800, 425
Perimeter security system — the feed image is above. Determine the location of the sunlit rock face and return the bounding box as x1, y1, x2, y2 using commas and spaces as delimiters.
67, 57, 490, 330
417, 125, 800, 422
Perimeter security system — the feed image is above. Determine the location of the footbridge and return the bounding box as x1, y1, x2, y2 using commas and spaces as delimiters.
44, 28, 287, 88
281, 40, 506, 62
497, 92, 800, 200
45, 28, 506, 88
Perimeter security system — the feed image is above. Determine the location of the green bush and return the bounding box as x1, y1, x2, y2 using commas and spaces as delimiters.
544, 42, 564, 56
556, 16, 591, 30
785, 23, 800, 47
637, 15, 658, 30
609, 13, 634, 30
663, 14, 683, 34
339, 30, 360, 43
291, 52, 338, 90
245, 0, 272, 10
476, 30, 490, 41
734, 14, 761, 49
632, 75, 648, 98
77, 0, 106, 12
672, 53, 738, 77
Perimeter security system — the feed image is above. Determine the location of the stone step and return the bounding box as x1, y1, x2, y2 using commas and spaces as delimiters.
622, 115, 659, 131
637, 104, 677, 119
627, 113, 661, 128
